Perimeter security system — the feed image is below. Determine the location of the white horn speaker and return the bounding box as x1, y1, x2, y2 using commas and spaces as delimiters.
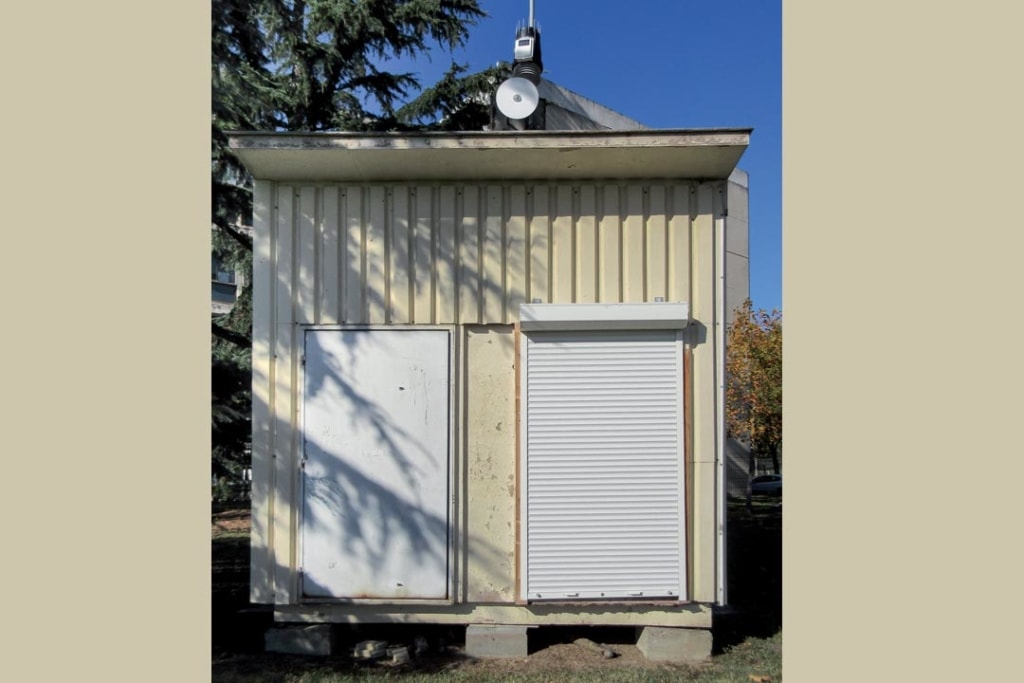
495, 76, 540, 120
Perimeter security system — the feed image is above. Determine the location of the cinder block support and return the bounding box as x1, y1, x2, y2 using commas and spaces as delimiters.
265, 624, 336, 656
636, 626, 712, 663
465, 624, 530, 658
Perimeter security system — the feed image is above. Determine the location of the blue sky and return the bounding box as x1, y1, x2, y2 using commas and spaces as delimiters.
401, 0, 782, 313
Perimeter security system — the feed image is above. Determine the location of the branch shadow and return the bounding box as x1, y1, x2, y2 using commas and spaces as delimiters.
299, 328, 450, 598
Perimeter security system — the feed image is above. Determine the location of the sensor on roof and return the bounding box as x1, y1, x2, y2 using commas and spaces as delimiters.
514, 35, 536, 62
511, 27, 542, 84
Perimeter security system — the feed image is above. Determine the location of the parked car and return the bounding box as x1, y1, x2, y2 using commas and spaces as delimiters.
750, 474, 782, 497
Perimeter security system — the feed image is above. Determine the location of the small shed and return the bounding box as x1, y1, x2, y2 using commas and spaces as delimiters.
228, 128, 749, 660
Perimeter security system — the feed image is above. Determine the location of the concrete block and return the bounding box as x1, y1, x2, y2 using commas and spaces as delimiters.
264, 624, 335, 656
464, 624, 529, 658
636, 626, 712, 663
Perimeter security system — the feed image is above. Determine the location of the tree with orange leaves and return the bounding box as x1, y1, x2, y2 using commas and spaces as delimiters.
725, 300, 782, 506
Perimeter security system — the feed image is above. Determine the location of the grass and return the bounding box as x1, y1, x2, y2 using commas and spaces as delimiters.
212, 499, 781, 682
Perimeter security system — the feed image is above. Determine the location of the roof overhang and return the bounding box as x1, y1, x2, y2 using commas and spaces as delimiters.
226, 129, 750, 183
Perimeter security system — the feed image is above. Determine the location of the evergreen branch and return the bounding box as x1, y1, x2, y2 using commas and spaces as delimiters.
213, 320, 252, 349
213, 216, 254, 252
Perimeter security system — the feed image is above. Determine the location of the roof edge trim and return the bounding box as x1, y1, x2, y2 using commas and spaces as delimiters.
227, 128, 751, 152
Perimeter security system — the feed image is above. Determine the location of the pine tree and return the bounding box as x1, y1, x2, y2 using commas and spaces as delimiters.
211, 0, 500, 501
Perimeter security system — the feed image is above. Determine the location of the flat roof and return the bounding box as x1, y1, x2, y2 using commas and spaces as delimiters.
227, 128, 751, 183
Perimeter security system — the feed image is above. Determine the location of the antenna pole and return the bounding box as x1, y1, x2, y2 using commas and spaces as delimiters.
529, 0, 535, 28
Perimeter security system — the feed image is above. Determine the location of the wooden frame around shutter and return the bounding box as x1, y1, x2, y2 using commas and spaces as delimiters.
513, 322, 526, 605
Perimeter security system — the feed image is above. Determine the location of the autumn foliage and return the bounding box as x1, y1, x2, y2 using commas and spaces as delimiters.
725, 300, 782, 466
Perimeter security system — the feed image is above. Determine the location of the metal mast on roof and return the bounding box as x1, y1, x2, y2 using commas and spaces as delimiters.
494, 0, 544, 127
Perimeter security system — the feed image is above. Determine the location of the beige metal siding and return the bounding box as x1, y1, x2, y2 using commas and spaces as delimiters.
689, 183, 721, 604
250, 180, 274, 603
261, 182, 698, 326
272, 185, 298, 604
464, 326, 518, 603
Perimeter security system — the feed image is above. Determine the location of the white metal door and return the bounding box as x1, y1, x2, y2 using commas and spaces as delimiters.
300, 329, 450, 600
521, 330, 686, 601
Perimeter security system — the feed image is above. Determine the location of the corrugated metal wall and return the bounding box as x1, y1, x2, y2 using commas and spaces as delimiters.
260, 182, 699, 326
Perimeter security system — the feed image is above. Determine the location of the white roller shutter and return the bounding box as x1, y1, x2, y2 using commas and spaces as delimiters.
521, 329, 686, 601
